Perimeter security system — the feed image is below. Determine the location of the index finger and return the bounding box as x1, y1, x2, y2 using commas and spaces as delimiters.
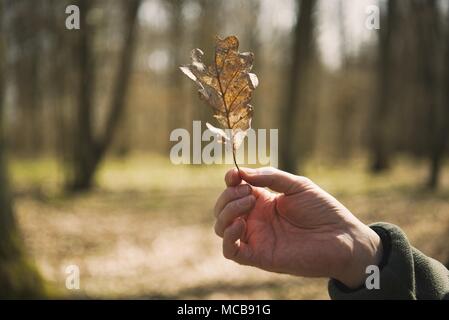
225, 168, 242, 187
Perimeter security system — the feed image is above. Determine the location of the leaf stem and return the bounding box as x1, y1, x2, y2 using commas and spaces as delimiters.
232, 144, 241, 178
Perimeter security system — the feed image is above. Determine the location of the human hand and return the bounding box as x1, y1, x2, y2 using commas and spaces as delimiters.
214, 167, 383, 288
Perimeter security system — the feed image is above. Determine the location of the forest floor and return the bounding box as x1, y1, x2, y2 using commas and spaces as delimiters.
10, 154, 449, 299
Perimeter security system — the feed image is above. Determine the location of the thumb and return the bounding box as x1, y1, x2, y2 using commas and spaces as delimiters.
239, 167, 310, 195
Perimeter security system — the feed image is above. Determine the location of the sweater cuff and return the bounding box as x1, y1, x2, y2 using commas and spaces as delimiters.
328, 222, 416, 300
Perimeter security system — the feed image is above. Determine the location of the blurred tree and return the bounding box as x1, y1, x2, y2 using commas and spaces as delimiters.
69, 0, 95, 190
334, 1, 357, 160
243, 0, 262, 129
69, 0, 142, 191
434, 21, 449, 189
167, 0, 185, 141
47, 0, 75, 170
337, 0, 348, 68
418, 0, 449, 190
0, 3, 44, 298
6, 0, 44, 155
369, 0, 396, 173
279, 0, 317, 173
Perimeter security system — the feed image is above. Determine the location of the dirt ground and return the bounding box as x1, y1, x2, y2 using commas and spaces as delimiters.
11, 155, 449, 299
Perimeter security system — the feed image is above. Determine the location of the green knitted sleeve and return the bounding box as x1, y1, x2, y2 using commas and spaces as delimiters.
328, 222, 449, 300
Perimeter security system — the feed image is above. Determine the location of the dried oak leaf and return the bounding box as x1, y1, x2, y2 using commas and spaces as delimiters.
179, 35, 258, 153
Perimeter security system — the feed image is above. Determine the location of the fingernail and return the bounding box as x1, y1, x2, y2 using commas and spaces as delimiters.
241, 167, 257, 175
237, 195, 254, 208
237, 184, 251, 196
242, 167, 276, 176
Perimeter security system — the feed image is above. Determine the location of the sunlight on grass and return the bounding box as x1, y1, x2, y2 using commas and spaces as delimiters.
97, 153, 230, 191
10, 153, 448, 196
304, 156, 435, 196
9, 157, 62, 193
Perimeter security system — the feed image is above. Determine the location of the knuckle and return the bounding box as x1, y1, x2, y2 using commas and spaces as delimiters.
233, 186, 241, 197
223, 249, 231, 259
224, 187, 234, 196
224, 200, 238, 213
214, 222, 222, 237
213, 203, 219, 217
222, 245, 235, 260
214, 188, 233, 218
222, 188, 236, 205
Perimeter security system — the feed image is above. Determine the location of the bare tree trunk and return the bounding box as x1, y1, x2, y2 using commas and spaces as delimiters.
279, 0, 316, 173
245, 0, 262, 129
166, 0, 184, 149
70, 0, 96, 190
0, 4, 44, 297
427, 4, 448, 189
7, 0, 43, 156
69, 0, 141, 191
338, 0, 348, 67
98, 0, 141, 159
370, 0, 396, 173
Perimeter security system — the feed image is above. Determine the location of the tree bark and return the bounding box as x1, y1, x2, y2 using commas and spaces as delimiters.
0, 4, 44, 297
166, 0, 184, 150
369, 0, 396, 173
8, 0, 43, 156
69, 0, 142, 191
427, 3, 448, 189
279, 0, 316, 173
70, 0, 96, 191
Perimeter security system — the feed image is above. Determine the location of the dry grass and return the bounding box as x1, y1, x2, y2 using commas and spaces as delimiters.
9, 154, 449, 299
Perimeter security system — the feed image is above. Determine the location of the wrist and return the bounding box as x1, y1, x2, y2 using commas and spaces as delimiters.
335, 225, 383, 289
